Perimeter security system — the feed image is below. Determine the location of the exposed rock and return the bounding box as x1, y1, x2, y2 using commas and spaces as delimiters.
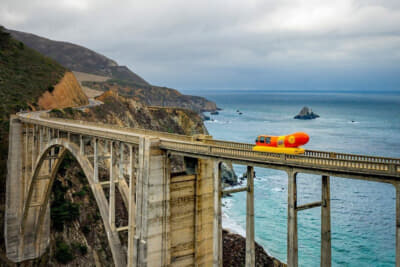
201, 114, 211, 121
51, 90, 208, 136
221, 162, 239, 187
240, 169, 256, 182
294, 106, 319, 120
223, 229, 286, 267
211, 111, 219, 115
38, 72, 89, 110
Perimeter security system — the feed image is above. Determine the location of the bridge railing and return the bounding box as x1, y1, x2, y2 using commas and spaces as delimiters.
37, 116, 195, 142
21, 115, 400, 177
204, 139, 400, 164
160, 139, 400, 177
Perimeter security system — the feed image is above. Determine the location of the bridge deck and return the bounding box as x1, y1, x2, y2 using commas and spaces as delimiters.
18, 114, 400, 182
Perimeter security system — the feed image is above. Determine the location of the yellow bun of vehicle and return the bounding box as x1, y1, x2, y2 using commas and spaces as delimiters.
252, 146, 305, 155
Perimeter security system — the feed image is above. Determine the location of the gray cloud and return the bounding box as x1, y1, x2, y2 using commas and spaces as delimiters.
1, 0, 399, 90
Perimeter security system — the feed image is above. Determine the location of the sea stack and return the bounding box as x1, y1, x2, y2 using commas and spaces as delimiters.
294, 106, 319, 120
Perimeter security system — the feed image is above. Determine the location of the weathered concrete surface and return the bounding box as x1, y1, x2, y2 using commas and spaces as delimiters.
5, 116, 24, 261
6, 113, 400, 267
195, 159, 215, 266
170, 174, 196, 265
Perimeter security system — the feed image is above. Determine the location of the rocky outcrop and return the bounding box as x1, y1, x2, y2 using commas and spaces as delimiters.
294, 106, 319, 120
221, 162, 239, 187
38, 72, 89, 110
51, 90, 207, 136
223, 229, 286, 267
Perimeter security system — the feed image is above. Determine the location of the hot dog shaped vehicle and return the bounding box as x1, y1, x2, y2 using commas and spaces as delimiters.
253, 132, 309, 155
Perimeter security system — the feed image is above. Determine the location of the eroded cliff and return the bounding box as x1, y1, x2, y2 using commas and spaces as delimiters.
38, 72, 89, 110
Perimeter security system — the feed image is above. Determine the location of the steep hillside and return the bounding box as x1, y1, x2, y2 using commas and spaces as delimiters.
7, 28, 218, 112
8, 29, 149, 86
52, 90, 208, 135
0, 26, 88, 263
38, 72, 88, 109
83, 79, 217, 112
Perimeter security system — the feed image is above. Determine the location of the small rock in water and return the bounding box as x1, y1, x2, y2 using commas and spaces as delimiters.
211, 111, 219, 115
294, 106, 319, 120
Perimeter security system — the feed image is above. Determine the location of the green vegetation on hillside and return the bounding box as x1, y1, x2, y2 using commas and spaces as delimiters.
0, 26, 66, 250
9, 29, 149, 86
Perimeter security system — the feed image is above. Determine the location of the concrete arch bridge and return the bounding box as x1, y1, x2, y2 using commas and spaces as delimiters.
5, 113, 400, 267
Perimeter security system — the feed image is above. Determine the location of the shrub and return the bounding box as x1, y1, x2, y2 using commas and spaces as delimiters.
55, 240, 74, 264
82, 225, 90, 235
51, 179, 80, 231
79, 244, 88, 255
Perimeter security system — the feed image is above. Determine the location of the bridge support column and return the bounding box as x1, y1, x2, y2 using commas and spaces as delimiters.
39, 126, 43, 152
246, 166, 255, 267
213, 161, 222, 267
31, 125, 37, 173
396, 184, 400, 267
24, 125, 29, 207
195, 158, 215, 266
80, 135, 84, 155
109, 141, 116, 230
93, 138, 98, 183
128, 144, 136, 267
5, 116, 24, 261
321, 175, 331, 267
287, 170, 298, 267
135, 137, 170, 267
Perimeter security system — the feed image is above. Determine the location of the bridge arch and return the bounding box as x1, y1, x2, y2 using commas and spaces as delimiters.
20, 138, 126, 266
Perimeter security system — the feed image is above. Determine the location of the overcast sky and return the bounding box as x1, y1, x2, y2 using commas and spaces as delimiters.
1, 0, 400, 91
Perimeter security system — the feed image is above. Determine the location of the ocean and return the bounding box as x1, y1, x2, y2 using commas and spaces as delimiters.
186, 90, 400, 266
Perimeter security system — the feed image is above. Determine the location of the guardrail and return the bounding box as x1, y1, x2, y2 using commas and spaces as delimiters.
205, 139, 400, 164
19, 115, 400, 179
160, 139, 400, 178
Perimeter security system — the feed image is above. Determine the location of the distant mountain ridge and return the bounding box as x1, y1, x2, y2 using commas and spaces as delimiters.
8, 29, 149, 86
7, 28, 217, 112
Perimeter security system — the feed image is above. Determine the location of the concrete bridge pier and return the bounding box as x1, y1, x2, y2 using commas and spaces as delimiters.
5, 116, 24, 261
134, 137, 170, 266
395, 184, 400, 267
287, 171, 331, 267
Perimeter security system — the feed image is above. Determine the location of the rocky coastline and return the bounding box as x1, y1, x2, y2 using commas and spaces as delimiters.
223, 229, 286, 267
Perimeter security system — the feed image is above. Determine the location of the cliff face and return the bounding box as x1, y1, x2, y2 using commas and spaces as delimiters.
52, 90, 207, 135
38, 72, 89, 110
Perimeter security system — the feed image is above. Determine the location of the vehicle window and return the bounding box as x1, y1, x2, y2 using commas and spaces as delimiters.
265, 137, 271, 144
260, 136, 265, 143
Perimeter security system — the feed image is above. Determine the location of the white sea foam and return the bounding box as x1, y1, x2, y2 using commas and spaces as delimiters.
272, 187, 285, 192
205, 119, 231, 124
221, 198, 246, 236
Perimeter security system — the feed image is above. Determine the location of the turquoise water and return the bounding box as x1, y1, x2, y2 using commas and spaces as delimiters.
195, 90, 400, 266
